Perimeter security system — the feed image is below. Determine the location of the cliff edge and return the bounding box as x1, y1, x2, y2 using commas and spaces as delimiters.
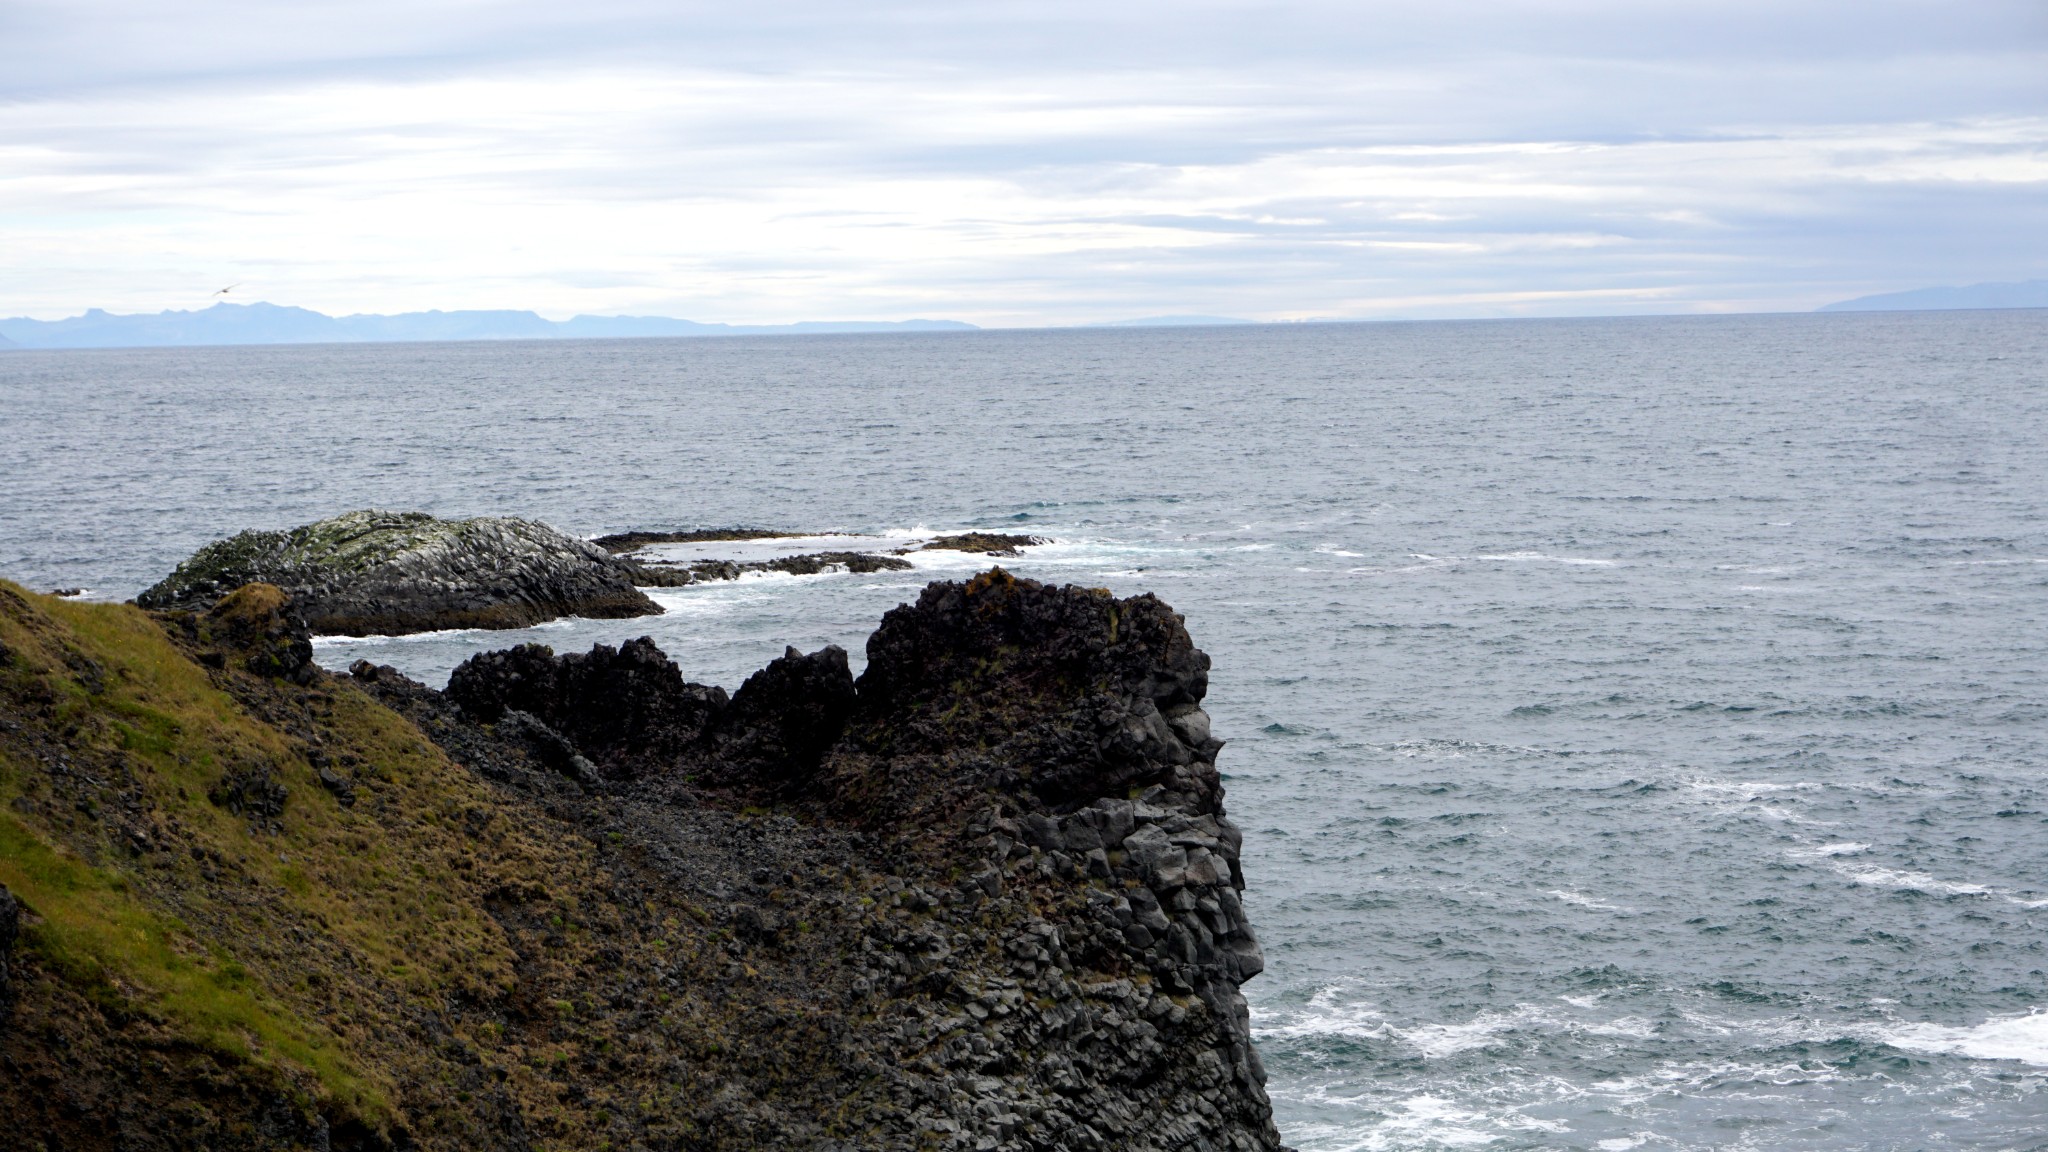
0, 569, 1284, 1151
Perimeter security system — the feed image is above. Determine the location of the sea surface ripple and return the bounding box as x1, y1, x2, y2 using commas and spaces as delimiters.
5, 311, 2047, 1149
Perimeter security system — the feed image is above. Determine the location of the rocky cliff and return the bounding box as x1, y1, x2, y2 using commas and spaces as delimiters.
0, 569, 1284, 1151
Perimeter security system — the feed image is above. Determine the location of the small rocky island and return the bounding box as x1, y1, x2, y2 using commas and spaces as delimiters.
137, 510, 662, 635
138, 511, 1054, 636
0, 533, 1285, 1150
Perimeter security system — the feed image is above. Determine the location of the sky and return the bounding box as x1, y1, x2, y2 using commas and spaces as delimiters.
1, 0, 2044, 325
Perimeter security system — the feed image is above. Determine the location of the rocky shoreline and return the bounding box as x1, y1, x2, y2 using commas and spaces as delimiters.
138, 512, 1052, 635
0, 557, 1287, 1151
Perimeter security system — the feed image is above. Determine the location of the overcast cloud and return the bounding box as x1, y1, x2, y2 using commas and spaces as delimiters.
2, 0, 2043, 323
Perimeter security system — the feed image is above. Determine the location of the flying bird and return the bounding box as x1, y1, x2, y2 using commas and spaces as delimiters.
212, 284, 240, 297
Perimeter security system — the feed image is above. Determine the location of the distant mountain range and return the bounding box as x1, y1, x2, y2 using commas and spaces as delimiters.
1089, 315, 1256, 328
1819, 279, 2048, 313
0, 302, 978, 350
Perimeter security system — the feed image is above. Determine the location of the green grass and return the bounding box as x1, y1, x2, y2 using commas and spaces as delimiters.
0, 582, 559, 1120
0, 806, 380, 1113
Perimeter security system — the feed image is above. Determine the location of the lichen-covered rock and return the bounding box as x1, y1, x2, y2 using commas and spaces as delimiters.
138, 510, 661, 635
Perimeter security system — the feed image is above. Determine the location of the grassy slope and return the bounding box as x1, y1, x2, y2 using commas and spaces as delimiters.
0, 582, 601, 1143
0, 580, 928, 1152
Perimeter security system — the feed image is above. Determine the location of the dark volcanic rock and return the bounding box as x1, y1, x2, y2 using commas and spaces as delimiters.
915, 531, 1049, 555
829, 566, 1215, 823
430, 569, 1283, 1151
446, 637, 728, 781
711, 644, 858, 790
138, 510, 661, 635
592, 527, 794, 553
808, 570, 1277, 1151
624, 550, 913, 587
746, 550, 913, 576
2, 566, 1286, 1150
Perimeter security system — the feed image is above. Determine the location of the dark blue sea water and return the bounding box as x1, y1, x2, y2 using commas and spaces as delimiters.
5, 312, 2047, 1150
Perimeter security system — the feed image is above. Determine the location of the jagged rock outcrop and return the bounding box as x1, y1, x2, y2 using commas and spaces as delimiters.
832, 567, 1217, 822
1, 569, 1283, 1151
805, 569, 1276, 1151
712, 644, 859, 788
446, 637, 728, 781
424, 568, 1283, 1152
137, 510, 661, 634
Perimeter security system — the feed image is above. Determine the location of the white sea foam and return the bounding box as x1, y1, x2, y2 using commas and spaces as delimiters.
1347, 556, 1453, 576
1786, 842, 1870, 859
1402, 1010, 1539, 1059
1276, 1097, 1503, 1152
1254, 990, 1551, 1059
1549, 889, 1630, 912
1471, 552, 1619, 566
646, 587, 770, 613
1884, 1010, 2048, 1065
310, 625, 497, 644
1358, 551, 1617, 573
1251, 987, 1396, 1043
1745, 804, 1838, 826
1681, 777, 1823, 798
1831, 863, 1990, 896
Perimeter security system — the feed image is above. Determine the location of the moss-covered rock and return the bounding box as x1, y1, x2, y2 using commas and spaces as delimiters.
138, 510, 661, 636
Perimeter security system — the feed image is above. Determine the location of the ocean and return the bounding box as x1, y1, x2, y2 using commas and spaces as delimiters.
5, 310, 2046, 1150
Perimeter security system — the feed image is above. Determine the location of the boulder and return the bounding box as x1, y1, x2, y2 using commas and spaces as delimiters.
138, 510, 661, 635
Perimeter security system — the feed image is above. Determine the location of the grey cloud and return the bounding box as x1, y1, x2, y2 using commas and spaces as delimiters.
0, 1, 2042, 320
